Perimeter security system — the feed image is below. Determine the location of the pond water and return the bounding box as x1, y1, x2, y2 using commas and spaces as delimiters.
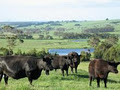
72, 39, 87, 42
48, 48, 94, 55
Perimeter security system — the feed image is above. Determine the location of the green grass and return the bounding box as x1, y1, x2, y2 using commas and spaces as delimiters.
0, 62, 120, 90
0, 39, 89, 53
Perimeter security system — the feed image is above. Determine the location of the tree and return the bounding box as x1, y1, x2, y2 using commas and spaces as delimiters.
6, 35, 17, 55
105, 35, 118, 45
2, 25, 15, 32
103, 45, 120, 62
87, 37, 100, 47
1, 25, 24, 55
45, 35, 53, 39
80, 51, 91, 61
106, 18, 109, 21
94, 42, 112, 59
39, 35, 44, 39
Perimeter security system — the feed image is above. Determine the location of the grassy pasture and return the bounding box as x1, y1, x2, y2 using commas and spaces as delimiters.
0, 39, 89, 53
0, 62, 120, 90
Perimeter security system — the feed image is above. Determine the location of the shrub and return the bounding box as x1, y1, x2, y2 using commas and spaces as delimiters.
80, 51, 91, 61
15, 49, 22, 55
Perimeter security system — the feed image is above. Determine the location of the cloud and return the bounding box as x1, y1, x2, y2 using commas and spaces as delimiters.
0, 0, 120, 21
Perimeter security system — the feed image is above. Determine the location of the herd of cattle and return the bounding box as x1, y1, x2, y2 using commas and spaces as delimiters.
0, 51, 120, 88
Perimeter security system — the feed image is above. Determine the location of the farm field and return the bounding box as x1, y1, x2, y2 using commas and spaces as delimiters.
0, 39, 89, 53
0, 62, 120, 90
1, 19, 120, 39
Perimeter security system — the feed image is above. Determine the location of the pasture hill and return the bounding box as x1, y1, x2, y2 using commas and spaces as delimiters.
0, 19, 120, 40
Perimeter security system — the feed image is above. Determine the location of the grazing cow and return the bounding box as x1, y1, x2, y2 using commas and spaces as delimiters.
68, 52, 81, 73
89, 59, 120, 88
0, 55, 53, 85
51, 55, 72, 76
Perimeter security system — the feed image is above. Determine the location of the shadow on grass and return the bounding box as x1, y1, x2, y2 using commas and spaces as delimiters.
71, 69, 89, 78
75, 74, 89, 78
60, 69, 89, 81
107, 79, 120, 83
37, 85, 50, 88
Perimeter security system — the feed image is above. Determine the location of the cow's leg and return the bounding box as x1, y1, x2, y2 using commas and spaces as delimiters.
4, 74, 8, 85
75, 66, 78, 73
26, 71, 33, 85
104, 78, 107, 88
71, 67, 73, 73
66, 69, 68, 76
55, 69, 57, 72
0, 73, 3, 84
97, 77, 100, 87
61, 69, 64, 76
28, 77, 33, 85
89, 76, 92, 86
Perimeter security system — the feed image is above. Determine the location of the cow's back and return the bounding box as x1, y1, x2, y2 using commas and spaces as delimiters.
89, 60, 96, 78
2, 56, 37, 69
52, 56, 60, 68
52, 55, 69, 69
89, 59, 109, 78
0, 56, 38, 78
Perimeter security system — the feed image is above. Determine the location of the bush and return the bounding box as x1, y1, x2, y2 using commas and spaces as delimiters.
0, 47, 10, 56
103, 45, 120, 62
26, 48, 49, 58
15, 49, 23, 55
80, 51, 91, 61
27, 48, 37, 56
36, 50, 48, 58
94, 42, 112, 59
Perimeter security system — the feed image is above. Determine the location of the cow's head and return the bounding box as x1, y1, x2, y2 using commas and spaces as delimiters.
43, 55, 53, 75
68, 53, 81, 67
66, 56, 73, 67
108, 61, 120, 74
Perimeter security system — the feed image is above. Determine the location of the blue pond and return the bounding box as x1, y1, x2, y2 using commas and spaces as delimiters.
48, 48, 94, 55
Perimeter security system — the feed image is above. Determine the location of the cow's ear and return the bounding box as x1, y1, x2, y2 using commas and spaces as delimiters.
118, 62, 120, 65
108, 61, 114, 65
64, 56, 67, 59
114, 62, 120, 66
43, 58, 46, 61
108, 62, 112, 65
79, 55, 82, 58
68, 56, 72, 59
80, 55, 82, 57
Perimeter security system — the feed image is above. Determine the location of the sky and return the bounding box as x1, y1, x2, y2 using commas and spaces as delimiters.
0, 0, 120, 21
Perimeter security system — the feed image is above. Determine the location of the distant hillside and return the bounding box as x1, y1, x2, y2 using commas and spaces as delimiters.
0, 19, 120, 39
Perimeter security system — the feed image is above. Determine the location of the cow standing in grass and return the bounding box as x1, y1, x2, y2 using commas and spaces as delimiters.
0, 55, 53, 85
89, 59, 120, 88
51, 55, 72, 76
68, 52, 81, 73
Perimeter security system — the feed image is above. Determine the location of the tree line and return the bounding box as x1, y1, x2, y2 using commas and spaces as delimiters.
88, 36, 120, 62
54, 32, 118, 39
83, 26, 115, 33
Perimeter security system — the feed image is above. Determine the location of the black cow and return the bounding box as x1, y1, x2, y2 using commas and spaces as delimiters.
0, 55, 53, 85
68, 52, 81, 73
51, 55, 71, 76
89, 59, 120, 88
